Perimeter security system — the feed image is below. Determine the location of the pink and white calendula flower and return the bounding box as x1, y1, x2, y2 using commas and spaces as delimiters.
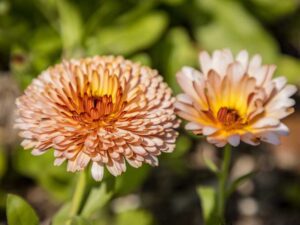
175, 49, 297, 147
15, 56, 180, 181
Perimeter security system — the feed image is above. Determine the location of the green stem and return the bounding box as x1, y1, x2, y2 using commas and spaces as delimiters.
66, 170, 87, 225
217, 144, 232, 223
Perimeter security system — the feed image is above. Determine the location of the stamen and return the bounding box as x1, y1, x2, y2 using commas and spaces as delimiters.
217, 107, 242, 128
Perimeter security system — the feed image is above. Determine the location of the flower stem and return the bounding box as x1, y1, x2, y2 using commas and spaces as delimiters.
217, 144, 232, 223
67, 170, 87, 224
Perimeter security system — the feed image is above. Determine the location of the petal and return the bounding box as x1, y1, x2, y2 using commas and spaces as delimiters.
31, 148, 46, 155
176, 67, 204, 102
106, 158, 126, 176
126, 157, 143, 168
54, 157, 66, 166
76, 152, 90, 168
176, 94, 193, 105
274, 123, 289, 136
203, 126, 218, 135
228, 134, 240, 147
252, 118, 280, 129
211, 49, 234, 76
185, 122, 203, 131
273, 76, 287, 91
260, 132, 281, 145
199, 51, 212, 75
241, 133, 260, 146
91, 162, 104, 181
248, 54, 262, 75
236, 50, 249, 70
144, 155, 159, 166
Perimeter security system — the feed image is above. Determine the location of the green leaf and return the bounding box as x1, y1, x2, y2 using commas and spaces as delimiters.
81, 181, 113, 218
130, 53, 152, 67
161, 0, 187, 6
84, 1, 124, 35
71, 216, 93, 225
249, 0, 297, 22
116, 0, 156, 24
29, 26, 61, 56
152, 27, 197, 93
52, 202, 71, 225
196, 186, 216, 224
276, 55, 300, 84
115, 210, 154, 225
86, 12, 168, 55
6, 194, 39, 225
195, 0, 279, 63
57, 0, 83, 56
227, 171, 256, 197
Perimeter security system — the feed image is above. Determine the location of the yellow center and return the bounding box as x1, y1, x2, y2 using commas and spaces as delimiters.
90, 72, 120, 103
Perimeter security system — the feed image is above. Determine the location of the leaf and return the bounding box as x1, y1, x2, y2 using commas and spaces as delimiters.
86, 12, 168, 55
81, 181, 113, 218
6, 194, 39, 225
227, 171, 256, 197
276, 55, 300, 84
152, 27, 197, 94
51, 202, 71, 225
161, 0, 187, 6
56, 0, 83, 55
84, 1, 124, 35
115, 210, 154, 225
195, 0, 279, 63
29, 26, 61, 56
249, 0, 297, 22
116, 0, 156, 24
130, 53, 152, 66
71, 216, 93, 225
196, 186, 216, 224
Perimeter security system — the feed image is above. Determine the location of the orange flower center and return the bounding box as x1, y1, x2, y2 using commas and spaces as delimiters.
71, 89, 127, 125
217, 107, 243, 130
57, 72, 129, 126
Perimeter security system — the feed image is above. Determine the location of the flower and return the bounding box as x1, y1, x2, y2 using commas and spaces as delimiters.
15, 56, 179, 181
175, 49, 297, 147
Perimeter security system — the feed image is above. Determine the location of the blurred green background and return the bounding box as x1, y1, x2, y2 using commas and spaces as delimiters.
1, 0, 300, 224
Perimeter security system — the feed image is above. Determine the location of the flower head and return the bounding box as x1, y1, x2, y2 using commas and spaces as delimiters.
175, 49, 297, 147
15, 56, 179, 181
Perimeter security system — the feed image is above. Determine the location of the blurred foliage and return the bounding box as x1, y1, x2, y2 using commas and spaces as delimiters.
195, 0, 279, 62
13, 148, 75, 201
0, 146, 6, 178
6, 194, 39, 225
196, 186, 218, 225
115, 210, 155, 225
1, 0, 300, 224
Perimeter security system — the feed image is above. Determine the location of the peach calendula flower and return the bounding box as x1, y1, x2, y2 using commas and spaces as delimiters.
175, 49, 297, 147
15, 56, 179, 181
